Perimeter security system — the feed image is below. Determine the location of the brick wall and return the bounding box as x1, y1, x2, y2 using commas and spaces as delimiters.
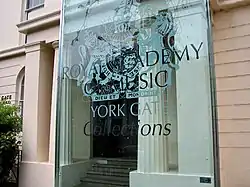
213, 5, 250, 187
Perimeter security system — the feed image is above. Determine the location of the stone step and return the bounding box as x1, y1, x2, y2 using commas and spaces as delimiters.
86, 173, 129, 182
91, 164, 136, 173
93, 158, 137, 166
80, 178, 128, 187
92, 160, 136, 168
76, 182, 128, 187
87, 170, 129, 178
79, 159, 137, 187
79, 183, 129, 187
92, 162, 135, 167
106, 158, 137, 164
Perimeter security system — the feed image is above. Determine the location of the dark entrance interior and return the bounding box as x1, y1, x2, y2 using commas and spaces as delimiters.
92, 98, 138, 159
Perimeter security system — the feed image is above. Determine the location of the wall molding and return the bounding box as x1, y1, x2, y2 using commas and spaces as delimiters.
0, 46, 25, 60
17, 10, 60, 34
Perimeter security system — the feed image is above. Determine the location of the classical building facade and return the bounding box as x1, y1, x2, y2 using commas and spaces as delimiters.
0, 0, 249, 187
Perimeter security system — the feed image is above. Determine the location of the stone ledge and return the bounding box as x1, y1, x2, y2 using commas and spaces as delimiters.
19, 161, 54, 187
0, 45, 25, 60
211, 0, 250, 11
17, 10, 60, 34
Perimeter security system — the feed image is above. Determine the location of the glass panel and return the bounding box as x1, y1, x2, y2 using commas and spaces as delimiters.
27, 0, 44, 9
19, 101, 24, 118
20, 77, 25, 101
55, 0, 216, 187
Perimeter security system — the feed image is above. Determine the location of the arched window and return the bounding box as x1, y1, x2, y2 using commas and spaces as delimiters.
19, 76, 25, 118
16, 68, 25, 149
16, 68, 25, 118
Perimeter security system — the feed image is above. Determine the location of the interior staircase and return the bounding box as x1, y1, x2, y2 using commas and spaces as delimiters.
78, 159, 137, 187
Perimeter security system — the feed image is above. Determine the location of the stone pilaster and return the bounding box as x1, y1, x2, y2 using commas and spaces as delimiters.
49, 40, 59, 163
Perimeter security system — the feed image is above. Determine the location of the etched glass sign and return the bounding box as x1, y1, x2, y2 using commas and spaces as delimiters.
73, 6, 179, 102
55, 0, 217, 187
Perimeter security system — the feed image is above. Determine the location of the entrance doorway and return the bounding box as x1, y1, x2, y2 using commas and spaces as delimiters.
92, 98, 138, 159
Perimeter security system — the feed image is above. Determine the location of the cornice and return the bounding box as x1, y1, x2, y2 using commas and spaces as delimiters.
52, 40, 59, 49
0, 46, 25, 60
210, 0, 250, 11
15, 0, 250, 32
17, 10, 60, 34
25, 41, 48, 53
0, 40, 59, 60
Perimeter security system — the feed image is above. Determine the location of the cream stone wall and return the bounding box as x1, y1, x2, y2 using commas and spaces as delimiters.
0, 1, 60, 187
0, 55, 25, 104
0, 1, 23, 50
27, 26, 60, 44
213, 5, 250, 187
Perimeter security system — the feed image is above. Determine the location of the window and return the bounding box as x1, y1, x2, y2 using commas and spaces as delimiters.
16, 68, 25, 150
19, 76, 25, 119
16, 68, 25, 118
26, 0, 44, 10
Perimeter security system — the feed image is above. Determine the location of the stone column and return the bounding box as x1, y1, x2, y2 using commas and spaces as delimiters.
22, 41, 54, 162
58, 42, 72, 165
49, 40, 59, 163
137, 87, 169, 173
19, 41, 55, 187
137, 48, 169, 173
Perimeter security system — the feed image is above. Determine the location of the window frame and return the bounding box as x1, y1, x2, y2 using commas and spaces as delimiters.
17, 75, 25, 119
25, 0, 45, 13
19, 76, 25, 118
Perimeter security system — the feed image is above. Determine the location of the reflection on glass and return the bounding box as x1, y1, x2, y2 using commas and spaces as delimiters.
55, 0, 215, 187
